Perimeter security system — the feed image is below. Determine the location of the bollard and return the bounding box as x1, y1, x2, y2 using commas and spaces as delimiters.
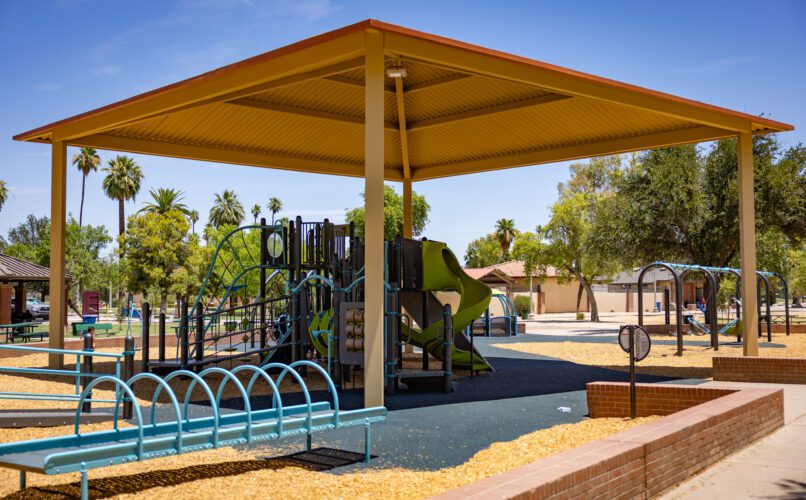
158, 312, 166, 363
122, 334, 135, 419
81, 328, 94, 413
443, 304, 453, 393
141, 302, 151, 373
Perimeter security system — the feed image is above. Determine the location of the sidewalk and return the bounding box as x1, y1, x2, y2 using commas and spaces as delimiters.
661, 381, 806, 499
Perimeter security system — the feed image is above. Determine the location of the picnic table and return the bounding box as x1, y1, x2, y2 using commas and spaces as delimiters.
0, 322, 45, 343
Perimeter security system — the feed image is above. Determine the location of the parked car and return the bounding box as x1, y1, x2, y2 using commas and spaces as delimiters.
9, 298, 49, 320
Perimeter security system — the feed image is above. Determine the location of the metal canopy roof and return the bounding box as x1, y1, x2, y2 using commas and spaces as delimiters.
0, 254, 71, 283
14, 19, 793, 181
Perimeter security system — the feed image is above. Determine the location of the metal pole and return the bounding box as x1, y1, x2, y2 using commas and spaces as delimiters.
180, 301, 189, 370
141, 302, 150, 373
195, 309, 204, 366
158, 311, 166, 363
629, 325, 636, 419
122, 334, 134, 419
259, 217, 267, 350
664, 289, 671, 325
81, 328, 93, 413
443, 304, 453, 393
422, 291, 429, 371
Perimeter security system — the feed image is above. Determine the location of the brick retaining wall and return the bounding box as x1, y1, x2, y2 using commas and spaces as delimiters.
587, 382, 735, 418
434, 383, 783, 499
714, 356, 806, 384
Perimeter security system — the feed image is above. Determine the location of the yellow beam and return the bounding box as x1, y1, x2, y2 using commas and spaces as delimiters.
407, 93, 570, 132
384, 34, 758, 133
322, 74, 396, 94
403, 72, 472, 94
738, 132, 759, 355
227, 98, 399, 130
45, 32, 365, 142
71, 133, 404, 181
49, 141, 67, 368
394, 75, 414, 239
363, 28, 386, 408
412, 125, 734, 181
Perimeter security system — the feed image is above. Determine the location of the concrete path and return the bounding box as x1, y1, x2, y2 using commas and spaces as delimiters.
661, 381, 806, 500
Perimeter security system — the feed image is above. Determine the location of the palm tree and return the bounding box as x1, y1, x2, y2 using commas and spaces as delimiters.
102, 155, 144, 250
250, 204, 261, 223
189, 209, 199, 234
494, 218, 518, 260
72, 147, 101, 227
138, 187, 190, 216
0, 180, 7, 212
209, 190, 244, 227
267, 197, 282, 225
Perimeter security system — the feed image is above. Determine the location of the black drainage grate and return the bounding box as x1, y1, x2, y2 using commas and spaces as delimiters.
259, 447, 376, 471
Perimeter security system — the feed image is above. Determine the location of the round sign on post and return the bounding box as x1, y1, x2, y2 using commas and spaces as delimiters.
619, 325, 651, 361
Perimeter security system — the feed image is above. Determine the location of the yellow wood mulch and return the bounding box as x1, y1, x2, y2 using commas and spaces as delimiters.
0, 415, 656, 499
493, 333, 806, 379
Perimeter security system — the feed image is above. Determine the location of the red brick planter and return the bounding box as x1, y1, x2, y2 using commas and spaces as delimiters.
714, 356, 806, 384
435, 383, 783, 499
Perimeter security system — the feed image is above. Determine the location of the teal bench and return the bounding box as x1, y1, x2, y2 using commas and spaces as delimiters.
72, 323, 115, 336
0, 361, 386, 500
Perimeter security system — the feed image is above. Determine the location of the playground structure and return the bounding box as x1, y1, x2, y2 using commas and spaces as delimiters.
637, 261, 791, 355
142, 218, 495, 396
0, 361, 386, 500
470, 291, 518, 337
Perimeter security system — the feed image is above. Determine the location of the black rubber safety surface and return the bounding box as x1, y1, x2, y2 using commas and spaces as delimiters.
259, 448, 375, 471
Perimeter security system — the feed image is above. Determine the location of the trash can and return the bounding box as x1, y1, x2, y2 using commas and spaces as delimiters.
82, 315, 97, 324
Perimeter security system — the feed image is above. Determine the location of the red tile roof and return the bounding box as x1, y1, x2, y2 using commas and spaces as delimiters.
464, 260, 559, 280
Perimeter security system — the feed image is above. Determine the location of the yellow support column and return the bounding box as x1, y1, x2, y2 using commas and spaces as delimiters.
363, 29, 385, 407
49, 141, 68, 368
393, 75, 414, 240
738, 132, 758, 355
403, 179, 413, 239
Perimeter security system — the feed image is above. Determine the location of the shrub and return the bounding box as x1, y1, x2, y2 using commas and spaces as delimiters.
576, 312, 585, 320
513, 295, 531, 317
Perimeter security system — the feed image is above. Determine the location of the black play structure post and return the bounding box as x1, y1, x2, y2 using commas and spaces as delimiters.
756, 272, 772, 342
122, 334, 135, 419
141, 302, 150, 373
180, 300, 189, 370
195, 308, 204, 365
628, 325, 636, 419
158, 311, 166, 363
259, 217, 267, 350
663, 288, 670, 325
81, 328, 93, 413
775, 273, 790, 336
443, 303, 453, 393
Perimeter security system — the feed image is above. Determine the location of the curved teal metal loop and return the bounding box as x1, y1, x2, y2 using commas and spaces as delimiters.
288, 360, 340, 427
75, 376, 145, 459
198, 367, 253, 444
231, 365, 284, 437
339, 276, 365, 293
158, 370, 221, 447
291, 273, 334, 294
263, 362, 313, 433
127, 372, 184, 454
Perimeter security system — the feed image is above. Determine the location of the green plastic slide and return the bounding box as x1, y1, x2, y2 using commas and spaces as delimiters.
400, 240, 493, 371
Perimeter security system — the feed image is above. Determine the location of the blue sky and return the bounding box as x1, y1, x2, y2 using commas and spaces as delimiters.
1, 0, 803, 259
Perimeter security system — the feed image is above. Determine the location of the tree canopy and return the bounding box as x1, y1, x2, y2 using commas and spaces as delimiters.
464, 234, 503, 268
345, 185, 430, 241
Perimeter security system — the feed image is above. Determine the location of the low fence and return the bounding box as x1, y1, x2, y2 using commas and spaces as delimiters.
434, 383, 783, 499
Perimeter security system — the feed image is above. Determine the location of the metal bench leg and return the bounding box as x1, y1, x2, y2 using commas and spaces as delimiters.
306, 433, 312, 452
364, 421, 371, 463
19, 471, 25, 490
80, 464, 88, 500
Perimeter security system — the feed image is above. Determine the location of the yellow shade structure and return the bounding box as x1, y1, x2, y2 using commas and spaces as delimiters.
14, 19, 794, 405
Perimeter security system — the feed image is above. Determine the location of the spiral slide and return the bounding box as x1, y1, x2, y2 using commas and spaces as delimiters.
399, 240, 493, 372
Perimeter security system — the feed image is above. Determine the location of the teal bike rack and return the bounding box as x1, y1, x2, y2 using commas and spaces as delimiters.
0, 361, 386, 500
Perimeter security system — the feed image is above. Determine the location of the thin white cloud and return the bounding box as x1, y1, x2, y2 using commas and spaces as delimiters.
35, 83, 62, 92
6, 185, 48, 196
92, 64, 122, 77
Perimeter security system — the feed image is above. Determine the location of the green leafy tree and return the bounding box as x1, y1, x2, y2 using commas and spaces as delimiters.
102, 155, 144, 249
138, 187, 190, 216
494, 218, 518, 259
0, 180, 8, 212
512, 231, 547, 313
209, 190, 245, 228
267, 197, 283, 225
789, 245, 806, 305
345, 185, 430, 240
250, 204, 261, 223
542, 192, 619, 322
3, 215, 51, 267
122, 210, 190, 309
72, 147, 101, 227
464, 234, 503, 268
170, 234, 214, 305
65, 217, 112, 295
188, 209, 199, 234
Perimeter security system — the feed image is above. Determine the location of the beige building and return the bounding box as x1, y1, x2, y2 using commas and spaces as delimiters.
465, 262, 705, 314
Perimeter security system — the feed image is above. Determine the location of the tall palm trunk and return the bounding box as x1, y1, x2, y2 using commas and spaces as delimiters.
79, 175, 86, 227
118, 197, 125, 257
